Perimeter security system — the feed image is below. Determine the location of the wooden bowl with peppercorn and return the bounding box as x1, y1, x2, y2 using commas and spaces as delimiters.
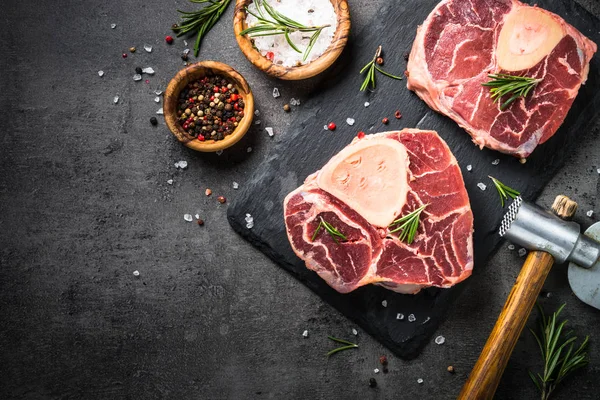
233, 0, 351, 80
164, 61, 254, 152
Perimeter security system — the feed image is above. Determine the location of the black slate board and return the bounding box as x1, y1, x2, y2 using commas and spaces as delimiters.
228, 0, 600, 359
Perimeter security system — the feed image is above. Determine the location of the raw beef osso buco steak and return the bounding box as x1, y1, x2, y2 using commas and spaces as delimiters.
283, 130, 474, 294
407, 0, 597, 159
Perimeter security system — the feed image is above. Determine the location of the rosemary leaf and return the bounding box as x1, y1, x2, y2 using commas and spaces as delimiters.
529, 303, 589, 400
359, 46, 402, 91
489, 176, 520, 207
389, 204, 427, 244
327, 336, 359, 357
311, 217, 347, 243
482, 73, 541, 111
239, 0, 329, 61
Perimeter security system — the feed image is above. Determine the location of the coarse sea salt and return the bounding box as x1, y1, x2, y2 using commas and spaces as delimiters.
98, 70, 104, 77
133, 270, 140, 276
247, 147, 253, 153
492, 159, 500, 165
111, 23, 117, 29
417, 378, 424, 384
133, 74, 142, 81
265, 127, 274, 137
144, 44, 153, 53
408, 314, 416, 322
245, 213, 254, 229
346, 118, 355, 126
477, 183, 487, 191
519, 248, 527, 257
466, 164, 473, 172
374, 368, 380, 374
381, 300, 388, 307
302, 330, 309, 338
154, 90, 163, 96
272, 87, 280, 98
174, 160, 188, 169
435, 335, 445, 345
597, 168, 600, 174
245, 0, 337, 67
154, 97, 160, 103
142, 67, 155, 75
184, 214, 193, 222
216, 150, 223, 156
156, 108, 164, 115
113, 95, 120, 104
167, 179, 173, 185
396, 313, 405, 320
508, 244, 515, 250
352, 328, 358, 336
587, 210, 594, 217
364, 102, 370, 107
233, 182, 239, 190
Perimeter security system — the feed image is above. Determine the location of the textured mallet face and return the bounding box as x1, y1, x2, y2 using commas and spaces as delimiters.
499, 196, 522, 237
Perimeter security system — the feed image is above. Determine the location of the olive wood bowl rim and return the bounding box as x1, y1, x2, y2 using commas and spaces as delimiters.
163, 61, 254, 152
233, 0, 351, 81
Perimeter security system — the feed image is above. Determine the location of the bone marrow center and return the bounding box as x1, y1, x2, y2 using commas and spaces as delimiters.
317, 137, 409, 227
497, 7, 565, 72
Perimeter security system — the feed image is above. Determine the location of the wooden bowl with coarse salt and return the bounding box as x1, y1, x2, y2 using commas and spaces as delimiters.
164, 61, 254, 152
233, 0, 351, 80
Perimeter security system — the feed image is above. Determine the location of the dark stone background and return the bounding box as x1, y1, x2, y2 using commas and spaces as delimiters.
0, 0, 599, 399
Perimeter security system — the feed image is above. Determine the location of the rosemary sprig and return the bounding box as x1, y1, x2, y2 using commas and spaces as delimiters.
311, 217, 347, 244
327, 336, 359, 357
360, 46, 403, 91
389, 204, 427, 244
482, 73, 541, 111
529, 303, 589, 400
240, 0, 330, 62
172, 0, 232, 57
489, 176, 520, 207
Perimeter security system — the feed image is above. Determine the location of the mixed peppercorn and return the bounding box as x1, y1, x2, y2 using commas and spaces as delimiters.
177, 75, 245, 142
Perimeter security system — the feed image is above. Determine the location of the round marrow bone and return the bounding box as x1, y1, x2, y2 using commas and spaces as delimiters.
497, 7, 565, 72
316, 137, 409, 228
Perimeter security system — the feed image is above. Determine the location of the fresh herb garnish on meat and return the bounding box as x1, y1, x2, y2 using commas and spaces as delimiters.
482, 74, 541, 111
240, 0, 330, 62
326, 336, 359, 357
360, 46, 403, 91
311, 217, 347, 243
529, 303, 589, 400
172, 0, 233, 57
489, 176, 520, 207
389, 204, 427, 244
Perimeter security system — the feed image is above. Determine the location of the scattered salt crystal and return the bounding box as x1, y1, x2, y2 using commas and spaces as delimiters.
346, 118, 355, 126
508, 244, 515, 250
374, 368, 380, 374
408, 314, 416, 322
435, 335, 445, 345
396, 313, 405, 320
265, 127, 274, 137
302, 330, 309, 338
546, 292, 552, 298
381, 300, 388, 307
466, 164, 473, 172
154, 90, 163, 96
183, 40, 188, 46
247, 147, 253, 153
255, 120, 262, 125
324, 125, 328, 130
417, 378, 424, 384
156, 108, 164, 115
133, 74, 142, 81
364, 102, 370, 107
216, 150, 223, 156
477, 182, 487, 191
587, 210, 594, 217
184, 214, 193, 222
133, 270, 140, 276
195, 214, 200, 220
352, 328, 358, 336
174, 160, 188, 169
113, 95, 120, 104
142, 67, 155, 75
232, 182, 239, 190
245, 213, 254, 229
144, 44, 152, 53
423, 317, 430, 324
272, 87, 280, 98
154, 97, 160, 103
254, 110, 260, 116
518, 248, 527, 257
597, 168, 600, 174
98, 70, 104, 77
183, 48, 190, 55
111, 23, 117, 29
492, 159, 500, 165
167, 179, 173, 185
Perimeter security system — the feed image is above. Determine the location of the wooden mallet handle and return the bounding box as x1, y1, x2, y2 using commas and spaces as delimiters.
458, 195, 577, 400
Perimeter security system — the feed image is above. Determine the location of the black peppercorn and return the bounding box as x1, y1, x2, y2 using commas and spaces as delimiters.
369, 378, 377, 388
135, 67, 143, 75
150, 117, 158, 126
